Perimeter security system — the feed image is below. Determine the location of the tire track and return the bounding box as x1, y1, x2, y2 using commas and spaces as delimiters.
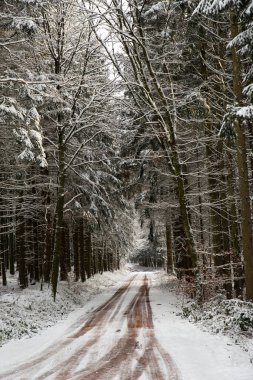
0, 275, 136, 380
69, 275, 181, 380
0, 273, 181, 380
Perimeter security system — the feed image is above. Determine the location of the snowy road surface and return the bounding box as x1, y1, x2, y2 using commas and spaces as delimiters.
0, 271, 252, 379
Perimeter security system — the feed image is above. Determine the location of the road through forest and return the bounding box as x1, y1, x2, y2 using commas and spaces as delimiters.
0, 274, 180, 380
0, 271, 252, 380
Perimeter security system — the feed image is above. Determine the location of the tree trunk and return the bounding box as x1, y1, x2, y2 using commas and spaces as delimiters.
85, 227, 92, 279
44, 207, 52, 283
19, 218, 28, 289
230, 10, 253, 301
51, 130, 65, 300
33, 218, 40, 283
79, 218, 86, 282
166, 220, 173, 273
60, 221, 68, 281
73, 223, 80, 281
9, 231, 15, 275
1, 242, 7, 286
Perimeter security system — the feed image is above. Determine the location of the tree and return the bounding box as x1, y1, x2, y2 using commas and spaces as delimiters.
92, 0, 202, 294
195, 0, 253, 301
0, 0, 135, 298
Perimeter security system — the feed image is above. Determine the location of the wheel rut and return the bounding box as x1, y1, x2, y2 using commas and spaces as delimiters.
0, 273, 181, 380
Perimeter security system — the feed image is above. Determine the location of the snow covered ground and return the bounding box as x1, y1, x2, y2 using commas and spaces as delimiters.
0, 268, 130, 347
150, 272, 253, 380
0, 267, 252, 379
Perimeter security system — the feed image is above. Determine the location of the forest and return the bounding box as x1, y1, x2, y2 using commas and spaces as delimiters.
0, 0, 253, 305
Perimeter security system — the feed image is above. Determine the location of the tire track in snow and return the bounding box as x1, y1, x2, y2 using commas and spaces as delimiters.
68, 275, 181, 380
0, 273, 181, 380
0, 275, 136, 380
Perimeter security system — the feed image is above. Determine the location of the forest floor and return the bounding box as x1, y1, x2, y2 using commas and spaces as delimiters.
0, 267, 253, 379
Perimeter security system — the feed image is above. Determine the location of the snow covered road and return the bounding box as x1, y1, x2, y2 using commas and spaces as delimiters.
0, 271, 252, 379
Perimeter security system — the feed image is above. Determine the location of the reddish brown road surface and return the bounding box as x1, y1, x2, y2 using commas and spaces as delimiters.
0, 274, 181, 380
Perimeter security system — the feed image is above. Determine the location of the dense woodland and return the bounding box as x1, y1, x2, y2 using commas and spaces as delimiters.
0, 0, 253, 303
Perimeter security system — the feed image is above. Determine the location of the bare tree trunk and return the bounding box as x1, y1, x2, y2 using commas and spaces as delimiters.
44, 213, 52, 282
230, 10, 253, 300
79, 218, 86, 282
166, 219, 174, 273
19, 218, 28, 289
0, 243, 7, 286
51, 129, 65, 300
73, 223, 80, 281
226, 152, 244, 297
33, 218, 40, 283
85, 226, 92, 279
9, 231, 15, 276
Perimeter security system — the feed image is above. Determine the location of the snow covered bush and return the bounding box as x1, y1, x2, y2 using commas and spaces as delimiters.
183, 296, 253, 336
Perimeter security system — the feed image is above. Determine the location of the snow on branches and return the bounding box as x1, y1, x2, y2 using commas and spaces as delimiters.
11, 18, 37, 34
0, 98, 47, 167
194, 0, 243, 14
219, 105, 253, 140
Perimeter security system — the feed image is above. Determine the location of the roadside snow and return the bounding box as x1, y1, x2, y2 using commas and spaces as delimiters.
150, 271, 253, 380
0, 268, 253, 380
0, 269, 129, 347
0, 270, 134, 375
184, 297, 253, 339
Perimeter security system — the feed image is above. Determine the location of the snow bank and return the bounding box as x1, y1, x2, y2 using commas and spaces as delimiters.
184, 297, 253, 335
0, 269, 128, 347
150, 271, 253, 380
180, 294, 253, 359
150, 270, 253, 361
